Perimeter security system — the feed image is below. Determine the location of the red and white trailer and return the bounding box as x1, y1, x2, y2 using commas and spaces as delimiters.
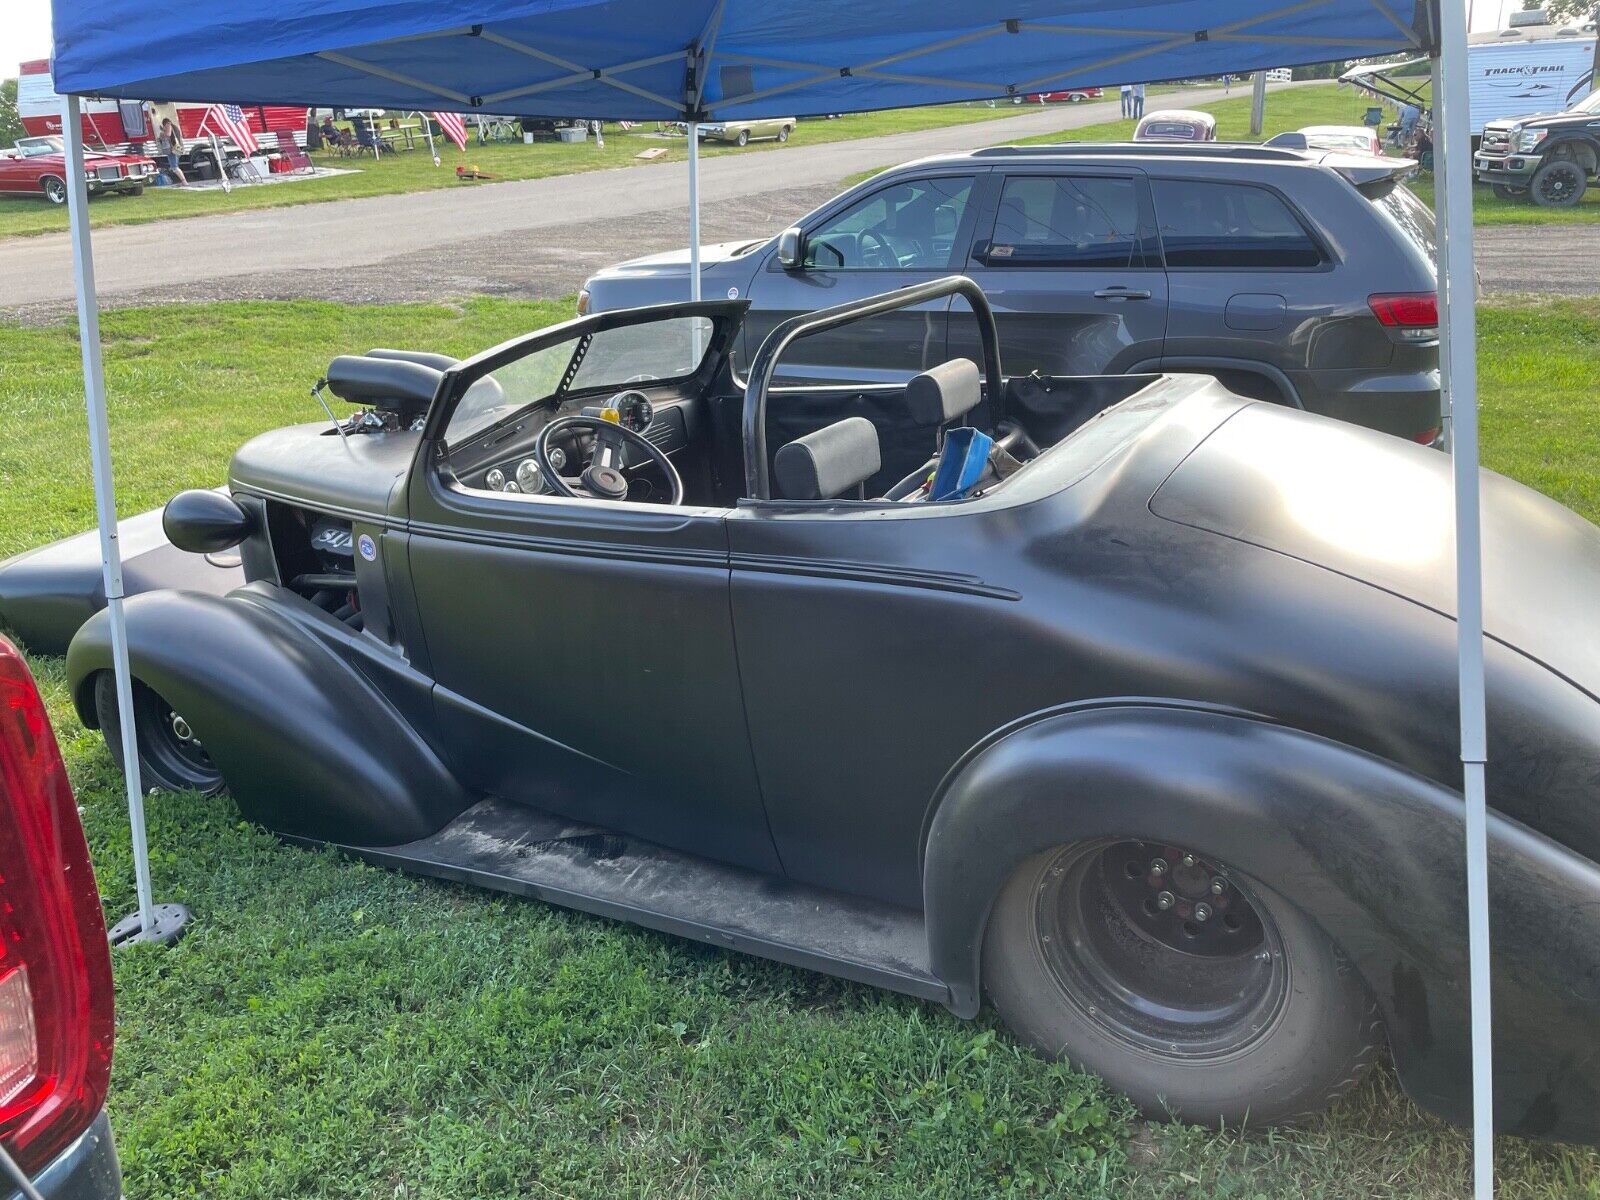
17, 59, 308, 151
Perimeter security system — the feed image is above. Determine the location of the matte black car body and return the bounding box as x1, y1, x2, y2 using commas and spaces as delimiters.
63, 283, 1600, 1144
581, 143, 1443, 442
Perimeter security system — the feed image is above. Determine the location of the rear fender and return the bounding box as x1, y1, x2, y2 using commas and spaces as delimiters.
923, 702, 1600, 1143
67, 584, 469, 845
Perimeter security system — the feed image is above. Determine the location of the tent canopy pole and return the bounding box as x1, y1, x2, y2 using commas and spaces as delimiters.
61, 94, 190, 949
1432, 0, 1495, 1194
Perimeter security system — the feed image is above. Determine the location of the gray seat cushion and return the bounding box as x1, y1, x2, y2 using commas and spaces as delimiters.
774, 417, 883, 500
906, 357, 981, 428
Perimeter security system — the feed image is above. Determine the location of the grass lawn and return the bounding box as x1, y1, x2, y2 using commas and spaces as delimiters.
0, 101, 1090, 242
2, 296, 1599, 1198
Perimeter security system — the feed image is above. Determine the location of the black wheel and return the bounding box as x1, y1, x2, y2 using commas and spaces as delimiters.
983, 839, 1380, 1127
121, 184, 145, 197
41, 176, 67, 205
94, 672, 225, 795
1490, 183, 1527, 201
736, 129, 750, 147
1530, 159, 1586, 208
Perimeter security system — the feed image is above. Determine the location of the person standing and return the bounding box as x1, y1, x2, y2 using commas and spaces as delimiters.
155, 116, 188, 185
1132, 83, 1146, 119
1119, 83, 1133, 118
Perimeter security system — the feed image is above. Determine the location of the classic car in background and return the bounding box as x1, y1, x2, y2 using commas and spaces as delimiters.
0, 136, 156, 203
1016, 87, 1104, 103
1133, 108, 1219, 141
694, 117, 797, 145
1298, 123, 1386, 155
59, 278, 1600, 1145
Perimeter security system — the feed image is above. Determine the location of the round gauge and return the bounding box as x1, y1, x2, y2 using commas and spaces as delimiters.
612, 391, 655, 433
515, 458, 542, 493
547, 445, 568, 472
485, 468, 506, 491
503, 479, 521, 493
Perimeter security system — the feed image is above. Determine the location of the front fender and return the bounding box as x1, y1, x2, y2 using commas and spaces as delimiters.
924, 703, 1600, 1144
67, 586, 470, 846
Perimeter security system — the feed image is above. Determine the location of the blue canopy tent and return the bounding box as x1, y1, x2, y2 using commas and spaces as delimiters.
47, 1, 1494, 1193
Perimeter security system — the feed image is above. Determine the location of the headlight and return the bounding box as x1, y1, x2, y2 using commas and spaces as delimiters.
1516, 127, 1549, 152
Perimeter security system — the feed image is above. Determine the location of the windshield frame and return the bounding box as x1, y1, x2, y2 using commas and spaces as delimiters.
16, 136, 64, 158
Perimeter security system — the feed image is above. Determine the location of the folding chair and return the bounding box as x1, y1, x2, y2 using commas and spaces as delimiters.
274, 129, 315, 174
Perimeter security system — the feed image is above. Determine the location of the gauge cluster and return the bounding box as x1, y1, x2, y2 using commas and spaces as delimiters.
470, 391, 686, 497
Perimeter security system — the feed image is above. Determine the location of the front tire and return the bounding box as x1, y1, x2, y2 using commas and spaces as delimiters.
94, 672, 226, 796
41, 176, 68, 205
1530, 159, 1586, 208
736, 129, 750, 147
983, 840, 1380, 1127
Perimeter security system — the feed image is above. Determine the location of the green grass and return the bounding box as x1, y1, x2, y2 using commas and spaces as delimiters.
3, 296, 1599, 1198
0, 102, 1088, 242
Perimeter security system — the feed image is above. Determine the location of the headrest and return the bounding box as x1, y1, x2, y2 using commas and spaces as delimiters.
774, 417, 882, 501
907, 358, 982, 427
366, 348, 460, 372
325, 354, 442, 414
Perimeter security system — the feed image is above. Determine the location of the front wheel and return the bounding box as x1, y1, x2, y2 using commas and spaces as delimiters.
41, 176, 68, 204
777, 125, 790, 143
983, 839, 1380, 1127
1530, 159, 1586, 208
94, 672, 226, 796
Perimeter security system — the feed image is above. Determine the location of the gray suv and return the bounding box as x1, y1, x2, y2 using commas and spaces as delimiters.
582, 144, 1443, 443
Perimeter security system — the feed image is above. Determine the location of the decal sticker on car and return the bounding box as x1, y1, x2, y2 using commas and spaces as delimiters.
727, 286, 739, 299
357, 533, 377, 561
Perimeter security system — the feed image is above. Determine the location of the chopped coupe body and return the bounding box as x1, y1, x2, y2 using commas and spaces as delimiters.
60, 281, 1600, 1144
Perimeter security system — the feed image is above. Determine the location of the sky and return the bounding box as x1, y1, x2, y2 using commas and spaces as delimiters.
0, 0, 1530, 82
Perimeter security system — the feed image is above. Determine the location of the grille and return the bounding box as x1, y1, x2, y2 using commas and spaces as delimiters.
95, 164, 122, 182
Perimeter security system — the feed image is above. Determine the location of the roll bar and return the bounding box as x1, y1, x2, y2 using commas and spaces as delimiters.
740, 274, 1004, 500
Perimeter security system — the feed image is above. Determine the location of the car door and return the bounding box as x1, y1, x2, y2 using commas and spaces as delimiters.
404, 312, 781, 874
740, 170, 988, 386
953, 168, 1168, 378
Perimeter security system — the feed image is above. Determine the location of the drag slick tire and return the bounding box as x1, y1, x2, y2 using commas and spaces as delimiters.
94, 672, 226, 796
983, 839, 1380, 1127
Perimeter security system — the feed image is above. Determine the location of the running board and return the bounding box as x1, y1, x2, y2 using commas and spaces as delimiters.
313, 798, 950, 1005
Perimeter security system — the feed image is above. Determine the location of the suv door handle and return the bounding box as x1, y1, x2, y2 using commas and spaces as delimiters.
1093, 286, 1153, 301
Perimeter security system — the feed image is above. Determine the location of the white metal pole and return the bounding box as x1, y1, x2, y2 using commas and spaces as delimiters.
62, 94, 156, 935
1434, 0, 1495, 1193
1250, 69, 1267, 137
422, 113, 440, 166
687, 120, 703, 303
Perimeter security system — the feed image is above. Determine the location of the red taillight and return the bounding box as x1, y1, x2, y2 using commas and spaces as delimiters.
1368, 292, 1438, 328
1412, 426, 1442, 445
0, 638, 114, 1176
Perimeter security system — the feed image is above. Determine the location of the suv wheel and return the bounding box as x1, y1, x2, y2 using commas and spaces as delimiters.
1491, 183, 1528, 201
1530, 159, 1586, 208
983, 839, 1381, 1126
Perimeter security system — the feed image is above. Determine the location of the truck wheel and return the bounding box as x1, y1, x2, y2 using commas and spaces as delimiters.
94, 672, 226, 796
1490, 183, 1527, 201
983, 839, 1381, 1127
1530, 159, 1586, 208
40, 176, 68, 205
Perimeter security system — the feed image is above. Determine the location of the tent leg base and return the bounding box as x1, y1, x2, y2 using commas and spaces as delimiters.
109, 902, 192, 949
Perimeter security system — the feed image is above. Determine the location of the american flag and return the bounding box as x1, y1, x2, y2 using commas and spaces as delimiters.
207, 103, 258, 155
433, 111, 468, 151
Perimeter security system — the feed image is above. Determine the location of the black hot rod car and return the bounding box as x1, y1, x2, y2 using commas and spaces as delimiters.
64, 277, 1600, 1141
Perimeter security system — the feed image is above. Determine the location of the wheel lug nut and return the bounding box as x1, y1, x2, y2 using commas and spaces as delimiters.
1150, 858, 1168, 875
1194, 902, 1213, 922
1180, 853, 1197, 868
1155, 890, 1175, 911
1210, 877, 1226, 895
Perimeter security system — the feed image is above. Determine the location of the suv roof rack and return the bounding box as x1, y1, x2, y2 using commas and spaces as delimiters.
969, 142, 1313, 162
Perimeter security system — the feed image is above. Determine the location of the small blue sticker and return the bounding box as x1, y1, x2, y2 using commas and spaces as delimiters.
357, 533, 377, 562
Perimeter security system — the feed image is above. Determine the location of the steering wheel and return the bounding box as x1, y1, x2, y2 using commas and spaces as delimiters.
858, 228, 898, 268
534, 413, 684, 505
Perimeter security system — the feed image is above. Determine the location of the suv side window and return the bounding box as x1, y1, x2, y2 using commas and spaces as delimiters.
1150, 179, 1323, 269
986, 174, 1153, 267
805, 176, 975, 270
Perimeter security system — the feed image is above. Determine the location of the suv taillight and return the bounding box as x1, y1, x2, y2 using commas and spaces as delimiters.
1368, 292, 1439, 341
0, 638, 114, 1176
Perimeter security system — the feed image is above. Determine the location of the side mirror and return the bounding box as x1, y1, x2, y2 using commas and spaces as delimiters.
163, 489, 255, 554
776, 226, 804, 270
